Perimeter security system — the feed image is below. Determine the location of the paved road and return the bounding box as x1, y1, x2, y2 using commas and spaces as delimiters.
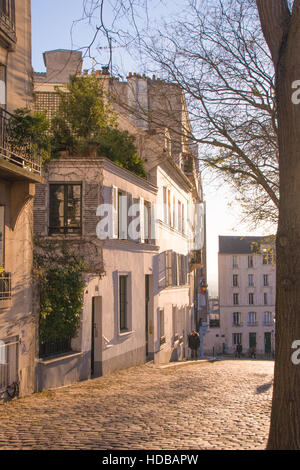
0, 359, 274, 450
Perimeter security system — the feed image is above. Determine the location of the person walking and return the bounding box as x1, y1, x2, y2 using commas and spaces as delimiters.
188, 330, 200, 360
250, 345, 256, 359
235, 343, 242, 358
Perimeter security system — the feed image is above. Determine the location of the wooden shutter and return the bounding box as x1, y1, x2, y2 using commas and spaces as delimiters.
33, 184, 47, 235
84, 183, 99, 235
139, 197, 145, 243
158, 251, 166, 289
112, 186, 118, 239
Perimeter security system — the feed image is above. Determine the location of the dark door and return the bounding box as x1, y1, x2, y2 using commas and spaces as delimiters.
249, 332, 257, 348
91, 296, 102, 377
265, 332, 271, 354
145, 275, 150, 358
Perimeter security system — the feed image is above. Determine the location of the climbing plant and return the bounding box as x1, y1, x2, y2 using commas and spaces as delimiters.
34, 240, 86, 344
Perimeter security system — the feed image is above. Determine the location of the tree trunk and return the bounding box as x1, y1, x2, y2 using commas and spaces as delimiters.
257, 0, 300, 449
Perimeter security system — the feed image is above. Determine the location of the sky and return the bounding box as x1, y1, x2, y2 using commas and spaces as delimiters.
31, 0, 276, 296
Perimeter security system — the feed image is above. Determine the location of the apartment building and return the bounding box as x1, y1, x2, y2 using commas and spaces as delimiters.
218, 236, 276, 356
32, 50, 206, 389
0, 0, 42, 399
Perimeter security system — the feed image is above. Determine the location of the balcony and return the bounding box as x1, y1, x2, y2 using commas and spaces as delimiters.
0, 272, 11, 308
0, 108, 42, 183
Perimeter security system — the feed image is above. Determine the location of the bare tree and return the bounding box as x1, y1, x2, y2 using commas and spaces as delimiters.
257, 0, 300, 450
77, 0, 279, 226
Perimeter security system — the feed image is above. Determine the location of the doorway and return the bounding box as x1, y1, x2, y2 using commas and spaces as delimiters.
91, 296, 102, 378
264, 332, 271, 355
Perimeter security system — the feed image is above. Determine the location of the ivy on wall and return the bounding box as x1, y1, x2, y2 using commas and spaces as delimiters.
34, 239, 86, 344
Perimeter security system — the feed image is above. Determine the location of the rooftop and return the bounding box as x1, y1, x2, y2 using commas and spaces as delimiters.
218, 235, 274, 254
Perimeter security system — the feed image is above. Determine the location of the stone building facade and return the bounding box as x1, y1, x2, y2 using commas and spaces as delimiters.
33, 50, 207, 390
217, 236, 276, 357
0, 0, 42, 399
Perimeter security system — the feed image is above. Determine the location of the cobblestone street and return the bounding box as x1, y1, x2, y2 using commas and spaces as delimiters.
0, 359, 274, 450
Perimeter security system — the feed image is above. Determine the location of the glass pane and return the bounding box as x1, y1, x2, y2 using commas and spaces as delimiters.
49, 185, 65, 232
67, 185, 81, 229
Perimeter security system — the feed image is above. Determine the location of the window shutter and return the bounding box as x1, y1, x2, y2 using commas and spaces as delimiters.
158, 251, 166, 290
84, 182, 99, 235
33, 184, 47, 235
172, 252, 178, 286
150, 202, 156, 244
112, 186, 118, 239
127, 193, 133, 240
139, 197, 144, 243
119, 193, 128, 240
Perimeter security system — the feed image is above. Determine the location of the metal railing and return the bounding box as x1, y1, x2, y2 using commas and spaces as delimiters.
0, 272, 11, 300
39, 337, 72, 358
0, 108, 41, 175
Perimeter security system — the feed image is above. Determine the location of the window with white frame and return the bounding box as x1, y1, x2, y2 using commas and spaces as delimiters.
248, 274, 254, 287
159, 309, 165, 345
263, 274, 269, 286
264, 312, 272, 326
232, 312, 241, 326
233, 333, 242, 345
249, 293, 254, 305
232, 256, 238, 268
233, 293, 239, 305
119, 275, 129, 332
248, 312, 257, 326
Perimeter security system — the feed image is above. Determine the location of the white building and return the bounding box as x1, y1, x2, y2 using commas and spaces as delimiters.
33, 51, 206, 390
218, 236, 276, 357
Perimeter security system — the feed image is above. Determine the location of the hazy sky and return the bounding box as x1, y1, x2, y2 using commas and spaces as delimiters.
31, 0, 276, 296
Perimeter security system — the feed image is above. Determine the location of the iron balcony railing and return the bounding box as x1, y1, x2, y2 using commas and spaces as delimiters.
0, 272, 11, 300
39, 337, 72, 359
0, 108, 41, 176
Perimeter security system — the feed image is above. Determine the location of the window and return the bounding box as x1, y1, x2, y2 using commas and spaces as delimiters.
159, 309, 165, 345
233, 293, 239, 305
232, 256, 238, 268
178, 201, 182, 232
166, 250, 173, 287
233, 333, 242, 346
248, 274, 254, 287
167, 189, 171, 226
0, 0, 16, 30
264, 293, 268, 305
248, 312, 257, 326
249, 293, 254, 305
163, 187, 167, 224
264, 312, 272, 326
172, 195, 176, 228
119, 275, 128, 331
233, 274, 238, 287
263, 274, 269, 286
182, 204, 185, 234
49, 184, 82, 234
263, 253, 274, 265
232, 312, 241, 326
248, 255, 253, 268
0, 64, 6, 108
